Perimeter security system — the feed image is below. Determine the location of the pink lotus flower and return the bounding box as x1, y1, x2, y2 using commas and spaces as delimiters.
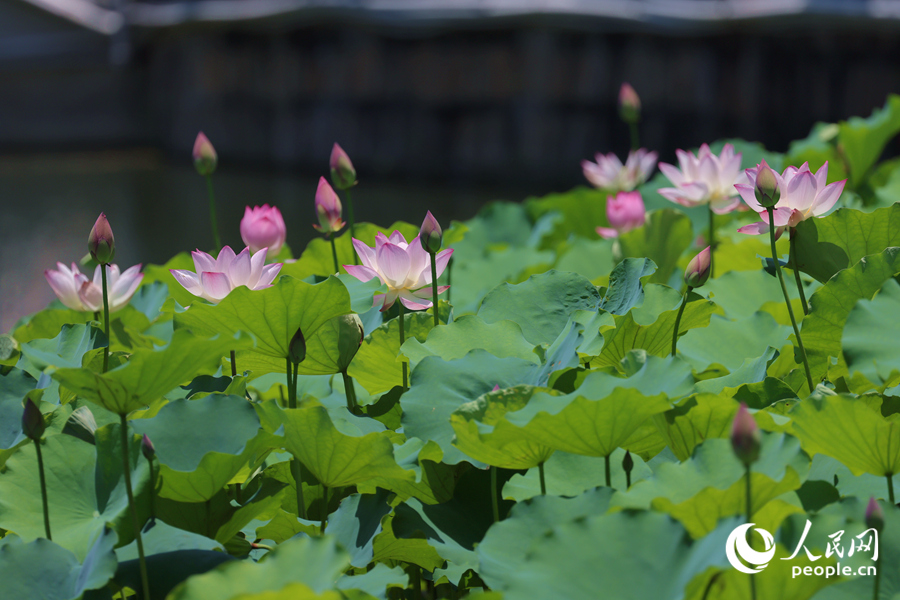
193, 132, 217, 176
735, 160, 846, 237
313, 177, 345, 235
170, 246, 282, 303
582, 149, 657, 192
596, 191, 646, 239
329, 143, 357, 190
344, 231, 452, 311
45, 262, 143, 313
658, 143, 745, 214
240, 204, 286, 255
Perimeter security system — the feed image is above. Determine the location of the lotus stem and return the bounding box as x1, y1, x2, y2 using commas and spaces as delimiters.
341, 370, 359, 413
708, 207, 715, 279
629, 121, 640, 152
35, 440, 51, 540
430, 252, 440, 328
490, 466, 500, 524
345, 189, 357, 264
285, 357, 307, 519
887, 474, 895, 505
398, 302, 408, 391
119, 414, 150, 600
446, 256, 453, 305
605, 455, 611, 488
329, 235, 340, 274
671, 287, 692, 356
206, 175, 221, 253
538, 461, 547, 496
292, 460, 307, 520
872, 552, 882, 600
321, 485, 328, 534
146, 455, 156, 522
101, 264, 110, 374
767, 207, 814, 392
230, 350, 237, 378
789, 229, 809, 316
746, 464, 756, 600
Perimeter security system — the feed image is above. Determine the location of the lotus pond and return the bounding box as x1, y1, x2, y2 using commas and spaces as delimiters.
2, 94, 900, 600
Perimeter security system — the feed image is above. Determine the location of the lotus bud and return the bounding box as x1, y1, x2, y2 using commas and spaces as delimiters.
754, 163, 780, 208
731, 403, 761, 467
22, 398, 45, 441
193, 132, 218, 176
329, 143, 357, 190
141, 434, 155, 461
240, 204, 287, 255
420, 211, 443, 254
622, 450, 634, 475
865, 497, 884, 532
88, 213, 115, 265
684, 246, 711, 288
313, 177, 345, 234
288, 326, 306, 365
618, 83, 641, 124
334, 314, 365, 372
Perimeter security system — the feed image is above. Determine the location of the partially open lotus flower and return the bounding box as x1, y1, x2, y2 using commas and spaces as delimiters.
582, 149, 657, 192
170, 246, 282, 303
313, 177, 345, 235
684, 246, 712, 288
45, 262, 143, 313
240, 204, 286, 255
658, 143, 745, 214
596, 191, 646, 239
735, 160, 846, 237
344, 231, 452, 311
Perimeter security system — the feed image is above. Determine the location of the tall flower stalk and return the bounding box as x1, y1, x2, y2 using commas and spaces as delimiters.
732, 403, 761, 600
313, 177, 346, 274
673, 247, 711, 355
88, 214, 115, 373
789, 228, 810, 315
419, 211, 445, 328
330, 144, 358, 263
619, 83, 641, 151
865, 498, 884, 600
288, 327, 307, 519
119, 415, 150, 600
194, 132, 221, 252
142, 435, 157, 523
23, 398, 50, 540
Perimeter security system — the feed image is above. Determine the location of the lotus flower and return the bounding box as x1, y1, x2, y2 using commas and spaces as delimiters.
658, 143, 746, 214
329, 143, 357, 190
170, 246, 282, 303
684, 246, 711, 288
240, 204, 286, 255
345, 231, 452, 311
45, 262, 143, 313
619, 82, 641, 122
313, 177, 345, 234
731, 403, 761, 467
596, 191, 646, 239
735, 160, 845, 237
582, 149, 657, 192
193, 132, 217, 176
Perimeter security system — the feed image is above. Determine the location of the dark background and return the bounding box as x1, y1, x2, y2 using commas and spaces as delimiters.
2, 0, 900, 330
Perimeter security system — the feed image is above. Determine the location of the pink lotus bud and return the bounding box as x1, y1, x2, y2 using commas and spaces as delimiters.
684, 246, 711, 288
492, 385, 501, 392
731, 403, 761, 466
22, 398, 45, 441
141, 434, 155, 461
865, 497, 884, 532
329, 143, 357, 190
193, 132, 218, 176
754, 163, 780, 208
289, 326, 306, 365
597, 191, 646, 239
619, 83, 641, 123
313, 177, 345, 235
419, 211, 443, 254
240, 204, 286, 255
88, 213, 116, 265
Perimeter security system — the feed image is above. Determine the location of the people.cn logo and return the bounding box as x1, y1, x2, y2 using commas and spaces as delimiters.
726, 523, 777, 574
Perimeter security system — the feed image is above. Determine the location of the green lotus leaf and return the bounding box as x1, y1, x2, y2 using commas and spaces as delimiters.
0, 527, 117, 600
613, 435, 808, 538
336, 563, 408, 600
599, 257, 658, 315
792, 204, 900, 284
694, 347, 779, 396
372, 513, 445, 572
503, 387, 671, 458
326, 489, 393, 568
117, 519, 223, 561
174, 275, 351, 378
843, 278, 900, 382
131, 394, 272, 502
784, 121, 844, 182
524, 186, 610, 242
595, 290, 720, 368
802, 247, 900, 383
0, 428, 149, 560
280, 405, 413, 489
0, 367, 38, 450
653, 393, 741, 461
502, 448, 652, 500
618, 208, 694, 285
401, 351, 546, 465
283, 221, 420, 279
486, 509, 734, 600
677, 312, 790, 373
806, 454, 900, 503
477, 270, 601, 346
17, 323, 107, 380
553, 237, 616, 281
839, 93, 900, 187
167, 536, 349, 600
52, 329, 248, 415
791, 394, 900, 479
450, 385, 558, 469
348, 312, 433, 395
401, 315, 539, 371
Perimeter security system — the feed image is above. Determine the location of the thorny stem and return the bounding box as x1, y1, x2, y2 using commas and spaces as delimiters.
767, 207, 814, 392
35, 440, 51, 540
206, 174, 221, 253
671, 287, 692, 356
101, 264, 110, 374
789, 229, 810, 316
119, 414, 150, 600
